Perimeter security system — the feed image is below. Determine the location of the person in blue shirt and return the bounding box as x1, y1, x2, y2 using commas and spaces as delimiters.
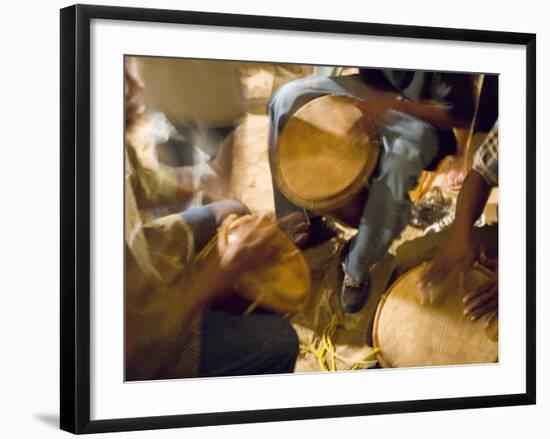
268, 69, 476, 313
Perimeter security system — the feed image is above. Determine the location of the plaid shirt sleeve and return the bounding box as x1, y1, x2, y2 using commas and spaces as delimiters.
472, 122, 499, 187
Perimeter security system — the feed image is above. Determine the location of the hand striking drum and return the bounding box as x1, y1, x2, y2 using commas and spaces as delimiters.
373, 263, 498, 368
268, 72, 476, 314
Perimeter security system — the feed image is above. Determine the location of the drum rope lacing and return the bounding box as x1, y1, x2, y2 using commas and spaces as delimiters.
193, 228, 285, 316
194, 232, 219, 264
196, 226, 379, 370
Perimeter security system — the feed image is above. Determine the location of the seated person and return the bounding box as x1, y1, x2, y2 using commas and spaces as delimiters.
268, 69, 476, 313
421, 122, 499, 325
124, 58, 300, 380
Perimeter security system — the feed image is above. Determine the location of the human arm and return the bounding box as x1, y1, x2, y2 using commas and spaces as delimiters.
124, 244, 235, 380
420, 124, 498, 301
420, 170, 492, 301
357, 97, 469, 129
355, 71, 476, 129
125, 215, 282, 379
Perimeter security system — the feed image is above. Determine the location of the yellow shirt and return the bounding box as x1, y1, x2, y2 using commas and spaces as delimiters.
124, 116, 201, 381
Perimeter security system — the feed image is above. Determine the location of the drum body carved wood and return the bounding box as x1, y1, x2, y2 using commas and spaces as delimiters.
373, 263, 498, 368
217, 214, 311, 313
273, 95, 380, 225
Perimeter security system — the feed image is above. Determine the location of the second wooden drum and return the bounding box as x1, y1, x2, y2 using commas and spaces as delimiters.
373, 263, 498, 368
217, 214, 311, 314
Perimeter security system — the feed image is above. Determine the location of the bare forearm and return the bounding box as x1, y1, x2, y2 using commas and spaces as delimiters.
365, 98, 471, 129
451, 170, 491, 239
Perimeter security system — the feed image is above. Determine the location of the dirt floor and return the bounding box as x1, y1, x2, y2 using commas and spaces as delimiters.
228, 111, 496, 373
219, 66, 498, 373
135, 59, 498, 374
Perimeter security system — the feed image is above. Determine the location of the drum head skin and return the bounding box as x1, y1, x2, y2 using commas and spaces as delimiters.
275, 95, 380, 211
218, 215, 311, 314
373, 263, 498, 368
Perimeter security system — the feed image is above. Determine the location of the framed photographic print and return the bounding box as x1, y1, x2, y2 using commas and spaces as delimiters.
60, 4, 536, 434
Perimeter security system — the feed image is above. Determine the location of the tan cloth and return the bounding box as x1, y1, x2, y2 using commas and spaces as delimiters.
137, 58, 313, 128
125, 117, 201, 381
138, 58, 245, 128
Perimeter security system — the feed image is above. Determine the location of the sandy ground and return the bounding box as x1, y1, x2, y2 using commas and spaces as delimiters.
230, 113, 379, 372
214, 65, 497, 373
228, 112, 488, 373
228, 113, 497, 374
132, 59, 498, 376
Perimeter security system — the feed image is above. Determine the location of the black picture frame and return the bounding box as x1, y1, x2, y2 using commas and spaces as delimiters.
60, 3, 536, 434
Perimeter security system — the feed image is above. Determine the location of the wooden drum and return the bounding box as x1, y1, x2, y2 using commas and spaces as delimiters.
372, 263, 498, 368
217, 214, 311, 314
273, 95, 380, 226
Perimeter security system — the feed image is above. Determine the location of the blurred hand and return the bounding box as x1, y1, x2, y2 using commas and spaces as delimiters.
419, 232, 476, 305
219, 215, 282, 278
463, 255, 498, 325
277, 212, 310, 248
356, 99, 395, 124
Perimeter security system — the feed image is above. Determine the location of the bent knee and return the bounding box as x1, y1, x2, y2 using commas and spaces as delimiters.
211, 199, 250, 225
270, 318, 300, 366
